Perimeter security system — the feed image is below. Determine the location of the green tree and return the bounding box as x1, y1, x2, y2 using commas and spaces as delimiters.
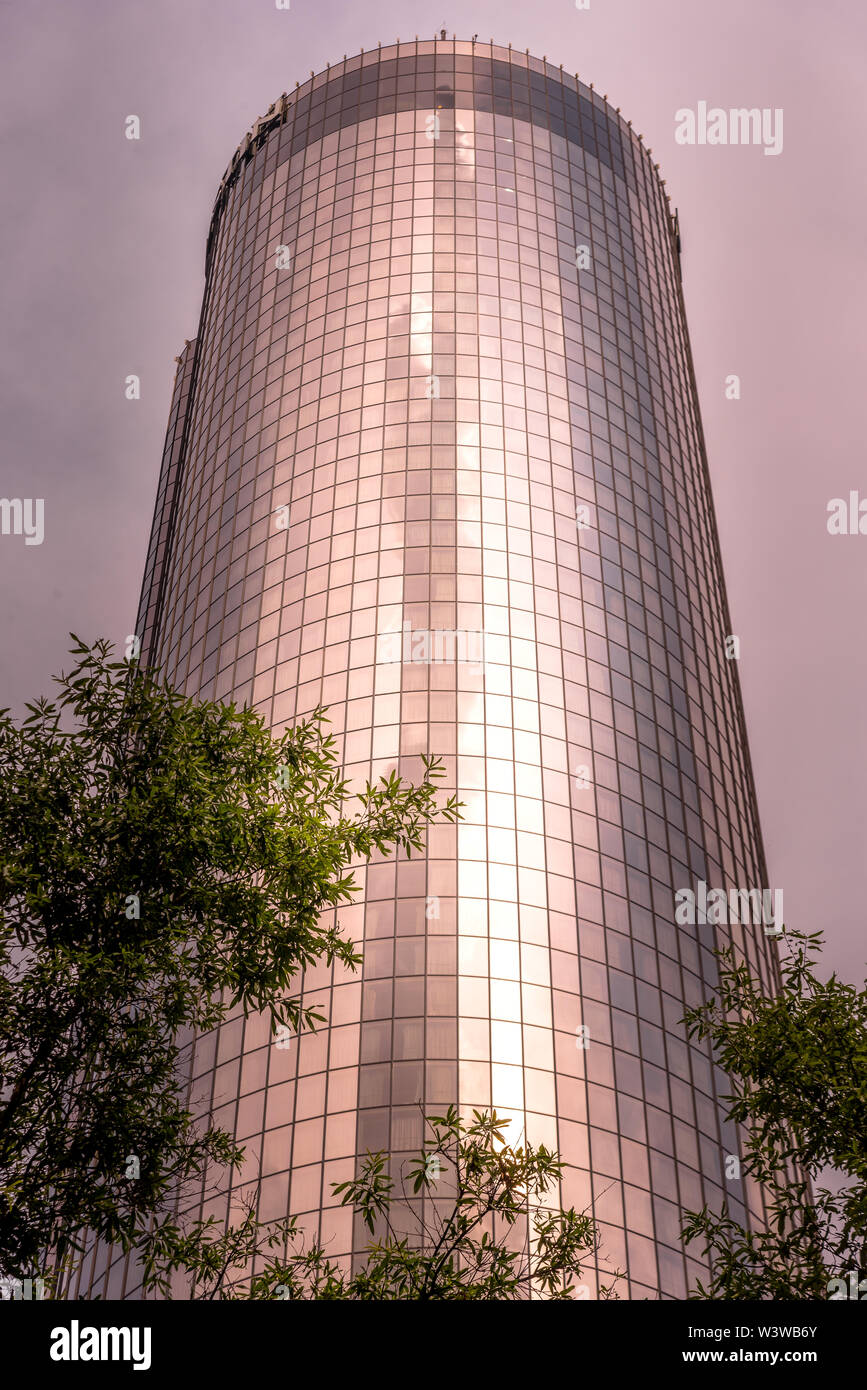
681, 930, 867, 1299
0, 638, 458, 1295
140, 1109, 616, 1301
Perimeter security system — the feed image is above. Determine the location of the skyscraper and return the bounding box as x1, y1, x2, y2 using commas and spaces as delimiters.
92, 37, 779, 1299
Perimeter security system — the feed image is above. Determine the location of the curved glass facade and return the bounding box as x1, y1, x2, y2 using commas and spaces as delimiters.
80, 38, 779, 1300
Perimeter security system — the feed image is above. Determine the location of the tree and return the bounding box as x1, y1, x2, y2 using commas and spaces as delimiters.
680, 930, 867, 1299
139, 1108, 616, 1301
0, 637, 458, 1295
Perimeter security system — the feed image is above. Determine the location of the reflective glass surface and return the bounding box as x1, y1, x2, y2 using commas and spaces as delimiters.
81, 41, 778, 1301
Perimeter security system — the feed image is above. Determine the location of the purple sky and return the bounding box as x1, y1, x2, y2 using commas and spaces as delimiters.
1, 0, 864, 981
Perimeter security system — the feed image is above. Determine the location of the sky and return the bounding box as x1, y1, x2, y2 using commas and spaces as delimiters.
1, 0, 864, 981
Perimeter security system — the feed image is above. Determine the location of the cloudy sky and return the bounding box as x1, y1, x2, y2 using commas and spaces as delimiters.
1, 0, 864, 979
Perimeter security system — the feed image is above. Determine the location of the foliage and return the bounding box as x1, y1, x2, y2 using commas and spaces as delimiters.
681, 930, 867, 1299
0, 638, 458, 1289
148, 1109, 615, 1302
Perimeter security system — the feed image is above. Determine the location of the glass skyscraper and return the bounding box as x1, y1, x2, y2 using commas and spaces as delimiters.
83, 37, 780, 1300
